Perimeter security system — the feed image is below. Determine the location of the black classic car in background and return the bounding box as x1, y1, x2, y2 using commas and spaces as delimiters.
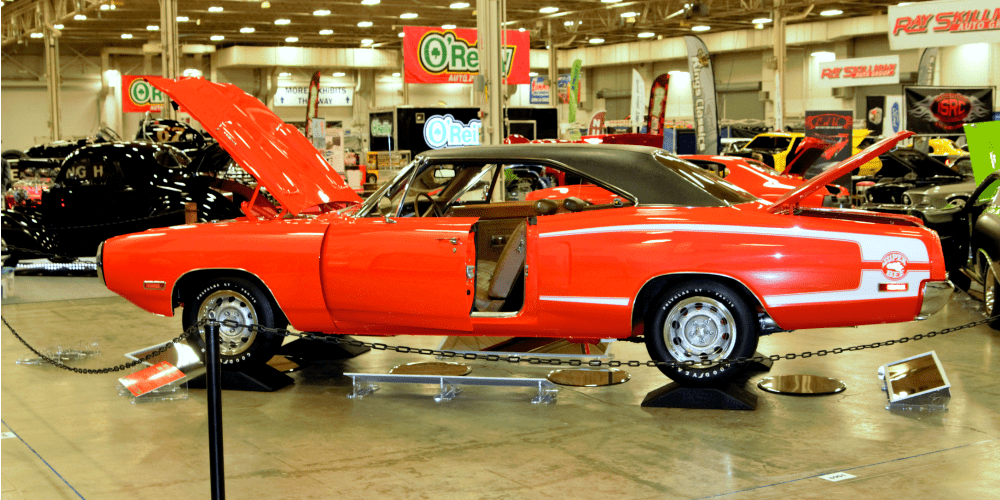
2, 142, 264, 266
858, 149, 969, 205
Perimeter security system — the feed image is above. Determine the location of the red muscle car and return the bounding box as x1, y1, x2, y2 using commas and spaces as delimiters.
99, 77, 952, 385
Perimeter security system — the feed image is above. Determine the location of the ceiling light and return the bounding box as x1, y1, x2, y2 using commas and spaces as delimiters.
398, 32, 405, 37
392, 72, 401, 77
540, 7, 559, 13
361, 39, 373, 45
147, 25, 159, 31
210, 35, 225, 41
358, 21, 373, 27
442, 24, 456, 29
54, 24, 64, 29
897, 2, 912, 5
333, 72, 346, 77
621, 11, 639, 17
100, 4, 114, 10
637, 32, 655, 38
275, 19, 291, 25
279, 72, 291, 77
73, 14, 86, 20
240, 27, 255, 33
811, 51, 836, 59
176, 16, 189, 22
320, 29, 334, 35
691, 25, 711, 31
208, 6, 223, 13
450, 2, 469, 8
286, 36, 298, 42
30, 32, 43, 38
400, 13, 418, 19
564, 20, 574, 26
313, 9, 330, 16
589, 38, 604, 44
601, 0, 621, 3
668, 70, 688, 75
752, 18, 772, 23
820, 9, 843, 16
361, 0, 381, 4
121, 33, 132, 39
182, 69, 201, 77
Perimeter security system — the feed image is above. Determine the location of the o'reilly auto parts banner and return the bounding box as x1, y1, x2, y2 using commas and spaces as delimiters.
888, 0, 1000, 50
403, 26, 530, 84
122, 75, 164, 113
684, 35, 720, 155
804, 111, 853, 162
817, 55, 900, 88
905, 86, 994, 134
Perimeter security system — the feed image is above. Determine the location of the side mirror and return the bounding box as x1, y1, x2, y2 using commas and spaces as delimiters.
378, 196, 396, 224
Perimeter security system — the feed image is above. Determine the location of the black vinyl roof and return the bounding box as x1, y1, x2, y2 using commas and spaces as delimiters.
417, 144, 756, 207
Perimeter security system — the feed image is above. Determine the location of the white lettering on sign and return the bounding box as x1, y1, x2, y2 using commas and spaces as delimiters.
1, 432, 15, 439
819, 472, 856, 482
274, 86, 354, 107
423, 114, 481, 149
816, 56, 901, 88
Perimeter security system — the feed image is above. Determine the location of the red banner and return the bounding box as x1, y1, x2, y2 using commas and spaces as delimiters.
122, 75, 165, 113
403, 26, 530, 84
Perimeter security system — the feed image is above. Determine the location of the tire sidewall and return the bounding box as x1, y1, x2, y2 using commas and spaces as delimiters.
182, 277, 284, 368
646, 280, 758, 386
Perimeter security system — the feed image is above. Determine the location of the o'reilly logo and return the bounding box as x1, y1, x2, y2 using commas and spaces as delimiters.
418, 30, 515, 76
128, 79, 164, 107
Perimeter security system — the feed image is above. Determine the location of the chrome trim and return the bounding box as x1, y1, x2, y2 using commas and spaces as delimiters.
471, 311, 519, 318
96, 241, 105, 286
916, 280, 954, 320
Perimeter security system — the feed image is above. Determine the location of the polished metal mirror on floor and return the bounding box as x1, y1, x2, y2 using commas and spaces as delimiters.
389, 361, 472, 376
547, 368, 630, 387
757, 374, 846, 395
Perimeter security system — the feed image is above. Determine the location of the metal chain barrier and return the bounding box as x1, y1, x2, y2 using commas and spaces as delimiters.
2, 314, 996, 373
1, 316, 201, 374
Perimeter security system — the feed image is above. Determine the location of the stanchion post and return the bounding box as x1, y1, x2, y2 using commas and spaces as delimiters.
205, 317, 225, 500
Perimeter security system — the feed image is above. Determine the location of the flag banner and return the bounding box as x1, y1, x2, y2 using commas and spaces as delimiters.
905, 86, 994, 134
684, 36, 720, 154
403, 26, 530, 84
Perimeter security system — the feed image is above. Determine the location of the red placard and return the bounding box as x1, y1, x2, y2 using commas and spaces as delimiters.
118, 361, 185, 397
403, 26, 530, 84
122, 75, 165, 113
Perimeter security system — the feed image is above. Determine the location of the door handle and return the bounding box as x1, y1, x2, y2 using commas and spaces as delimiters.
436, 237, 459, 245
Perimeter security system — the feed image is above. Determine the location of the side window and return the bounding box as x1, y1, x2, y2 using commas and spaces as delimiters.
504, 162, 622, 207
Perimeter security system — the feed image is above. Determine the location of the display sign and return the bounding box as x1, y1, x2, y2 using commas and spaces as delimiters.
274, 86, 353, 107
587, 110, 606, 136
403, 26, 530, 84
122, 75, 164, 113
118, 361, 185, 397
684, 36, 720, 155
805, 111, 853, 161
647, 74, 670, 136
423, 114, 481, 149
888, 0, 1000, 50
905, 86, 994, 134
529, 75, 574, 105
817, 55, 900, 88
630, 69, 647, 129
917, 48, 938, 86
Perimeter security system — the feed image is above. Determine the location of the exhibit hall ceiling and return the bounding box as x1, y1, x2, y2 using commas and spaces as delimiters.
3, 0, 924, 53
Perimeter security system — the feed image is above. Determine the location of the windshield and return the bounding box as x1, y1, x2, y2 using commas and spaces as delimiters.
745, 136, 792, 151
357, 159, 419, 216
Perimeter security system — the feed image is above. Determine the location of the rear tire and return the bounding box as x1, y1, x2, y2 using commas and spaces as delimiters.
182, 277, 286, 369
985, 265, 1000, 330
645, 280, 759, 386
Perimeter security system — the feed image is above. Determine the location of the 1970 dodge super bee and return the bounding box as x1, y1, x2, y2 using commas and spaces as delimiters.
99, 77, 952, 385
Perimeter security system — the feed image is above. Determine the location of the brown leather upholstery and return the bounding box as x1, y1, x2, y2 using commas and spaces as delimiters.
474, 221, 528, 311
450, 200, 556, 220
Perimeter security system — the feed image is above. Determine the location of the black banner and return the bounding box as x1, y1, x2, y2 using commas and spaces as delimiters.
804, 110, 853, 162
866, 96, 886, 135
904, 86, 994, 134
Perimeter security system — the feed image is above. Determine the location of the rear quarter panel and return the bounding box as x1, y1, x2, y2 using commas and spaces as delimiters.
102, 217, 335, 331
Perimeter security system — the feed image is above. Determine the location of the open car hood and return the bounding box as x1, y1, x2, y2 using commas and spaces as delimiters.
768, 131, 914, 214
783, 137, 829, 177
145, 77, 361, 216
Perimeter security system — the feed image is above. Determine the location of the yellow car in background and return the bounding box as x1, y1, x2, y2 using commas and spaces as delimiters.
737, 130, 882, 176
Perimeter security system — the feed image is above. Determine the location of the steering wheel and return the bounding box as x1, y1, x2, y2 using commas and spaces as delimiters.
416, 192, 444, 217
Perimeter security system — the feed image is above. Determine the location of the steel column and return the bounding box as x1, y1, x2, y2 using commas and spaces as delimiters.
159, 0, 180, 119
476, 0, 506, 146
42, 1, 61, 141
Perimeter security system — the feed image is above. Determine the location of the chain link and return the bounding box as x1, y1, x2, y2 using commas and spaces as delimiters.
4, 314, 996, 374
1, 316, 202, 374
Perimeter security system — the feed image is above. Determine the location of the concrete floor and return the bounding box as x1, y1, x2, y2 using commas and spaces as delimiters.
2, 276, 998, 499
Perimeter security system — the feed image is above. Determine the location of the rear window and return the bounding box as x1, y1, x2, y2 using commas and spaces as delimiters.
746, 136, 791, 151
656, 152, 758, 206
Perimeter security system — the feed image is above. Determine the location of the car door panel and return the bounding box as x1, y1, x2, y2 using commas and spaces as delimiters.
321, 217, 478, 331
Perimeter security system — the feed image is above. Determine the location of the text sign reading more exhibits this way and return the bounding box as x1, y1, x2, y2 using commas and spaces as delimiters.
817, 55, 900, 88
888, 0, 1000, 50
274, 86, 354, 107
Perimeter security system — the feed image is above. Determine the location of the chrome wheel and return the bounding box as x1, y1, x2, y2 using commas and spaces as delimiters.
198, 289, 259, 357
662, 296, 737, 366
986, 266, 997, 317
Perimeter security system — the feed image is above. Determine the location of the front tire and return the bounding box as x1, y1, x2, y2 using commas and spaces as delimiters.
645, 280, 759, 386
985, 265, 1000, 330
182, 277, 286, 369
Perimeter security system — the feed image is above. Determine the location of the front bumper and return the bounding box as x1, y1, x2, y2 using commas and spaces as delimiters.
916, 280, 954, 320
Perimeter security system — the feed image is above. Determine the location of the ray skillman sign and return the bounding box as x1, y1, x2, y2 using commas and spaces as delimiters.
403, 26, 530, 84
888, 0, 1000, 50
817, 55, 900, 88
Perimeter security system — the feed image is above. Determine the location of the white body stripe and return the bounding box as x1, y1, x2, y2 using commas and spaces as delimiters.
539, 223, 929, 262
540, 296, 631, 306
763, 270, 929, 307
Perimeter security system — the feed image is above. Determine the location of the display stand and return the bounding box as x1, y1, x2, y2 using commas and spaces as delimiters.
188, 365, 294, 392
641, 380, 758, 411
345, 373, 558, 404
747, 351, 773, 373
278, 335, 371, 361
